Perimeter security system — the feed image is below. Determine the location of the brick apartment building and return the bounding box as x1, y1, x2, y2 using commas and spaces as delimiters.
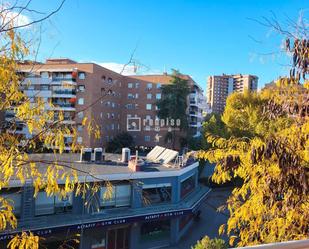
206, 74, 258, 113
14, 58, 207, 149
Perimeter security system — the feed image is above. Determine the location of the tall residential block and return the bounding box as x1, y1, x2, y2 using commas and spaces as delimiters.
13, 58, 207, 149
206, 74, 258, 113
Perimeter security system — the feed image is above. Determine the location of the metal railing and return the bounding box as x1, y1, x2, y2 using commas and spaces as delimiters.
234, 239, 309, 249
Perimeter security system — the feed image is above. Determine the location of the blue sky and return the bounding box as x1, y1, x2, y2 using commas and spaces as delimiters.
25, 0, 308, 90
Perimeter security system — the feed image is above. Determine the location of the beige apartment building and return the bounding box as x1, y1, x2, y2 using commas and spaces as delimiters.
206, 74, 258, 113
14, 58, 207, 149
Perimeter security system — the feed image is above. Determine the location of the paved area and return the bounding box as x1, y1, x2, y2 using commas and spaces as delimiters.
165, 188, 231, 249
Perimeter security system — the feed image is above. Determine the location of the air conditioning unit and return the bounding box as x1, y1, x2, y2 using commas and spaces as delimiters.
122, 148, 131, 163
80, 148, 92, 162
94, 148, 103, 162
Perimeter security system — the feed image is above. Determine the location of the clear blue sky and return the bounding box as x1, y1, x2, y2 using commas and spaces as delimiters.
27, 0, 308, 90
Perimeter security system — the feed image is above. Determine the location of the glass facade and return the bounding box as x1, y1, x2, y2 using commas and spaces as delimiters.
141, 220, 170, 242
142, 183, 171, 205
35, 192, 73, 216
100, 184, 131, 208
180, 174, 195, 198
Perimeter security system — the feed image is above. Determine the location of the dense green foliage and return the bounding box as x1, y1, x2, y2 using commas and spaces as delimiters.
157, 70, 190, 148
106, 132, 134, 153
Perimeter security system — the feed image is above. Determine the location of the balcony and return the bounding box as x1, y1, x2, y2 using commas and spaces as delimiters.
189, 111, 198, 117
189, 122, 198, 127
52, 89, 76, 98
51, 102, 75, 111
21, 77, 52, 85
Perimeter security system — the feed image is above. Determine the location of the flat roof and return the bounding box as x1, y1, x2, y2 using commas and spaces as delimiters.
8, 153, 199, 187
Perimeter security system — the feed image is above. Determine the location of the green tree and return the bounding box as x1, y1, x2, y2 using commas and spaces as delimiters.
197, 39, 309, 246
106, 132, 134, 153
192, 236, 227, 249
157, 70, 190, 149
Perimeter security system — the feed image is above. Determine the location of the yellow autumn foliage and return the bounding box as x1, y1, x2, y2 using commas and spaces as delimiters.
198, 86, 309, 246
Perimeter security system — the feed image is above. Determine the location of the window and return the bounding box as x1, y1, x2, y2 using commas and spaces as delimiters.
41, 85, 49, 91
142, 183, 172, 205
77, 111, 84, 119
147, 83, 152, 89
77, 125, 83, 132
0, 191, 22, 217
147, 93, 152, 99
101, 75, 106, 81
128, 93, 138, 99
77, 98, 84, 105
111, 124, 115, 130
135, 83, 140, 88
179, 214, 194, 231
126, 104, 134, 109
77, 137, 83, 144
78, 72, 86, 79
128, 83, 133, 88
146, 104, 152, 110
107, 77, 113, 83
181, 174, 196, 198
78, 85, 85, 92
141, 220, 170, 241
156, 93, 161, 100
35, 192, 73, 216
155, 105, 159, 111
144, 135, 150, 142
41, 72, 49, 78
100, 184, 131, 208
107, 113, 110, 119
156, 83, 161, 89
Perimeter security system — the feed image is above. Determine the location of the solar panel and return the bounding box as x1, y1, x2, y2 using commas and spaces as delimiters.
155, 149, 178, 164
146, 146, 165, 161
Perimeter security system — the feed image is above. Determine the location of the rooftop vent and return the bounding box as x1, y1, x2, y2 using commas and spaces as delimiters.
94, 148, 103, 162
80, 148, 92, 162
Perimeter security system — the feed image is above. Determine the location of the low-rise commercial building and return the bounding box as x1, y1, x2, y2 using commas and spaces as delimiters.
0, 150, 209, 249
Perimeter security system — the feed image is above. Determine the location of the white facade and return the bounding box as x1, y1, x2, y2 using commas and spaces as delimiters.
188, 83, 207, 137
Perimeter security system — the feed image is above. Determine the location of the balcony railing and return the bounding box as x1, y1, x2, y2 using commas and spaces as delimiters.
189, 111, 198, 116
233, 239, 309, 249
53, 89, 76, 95
52, 103, 75, 108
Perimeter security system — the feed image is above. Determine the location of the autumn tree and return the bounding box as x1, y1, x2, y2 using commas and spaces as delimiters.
192, 236, 227, 249
0, 1, 103, 248
197, 20, 309, 247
